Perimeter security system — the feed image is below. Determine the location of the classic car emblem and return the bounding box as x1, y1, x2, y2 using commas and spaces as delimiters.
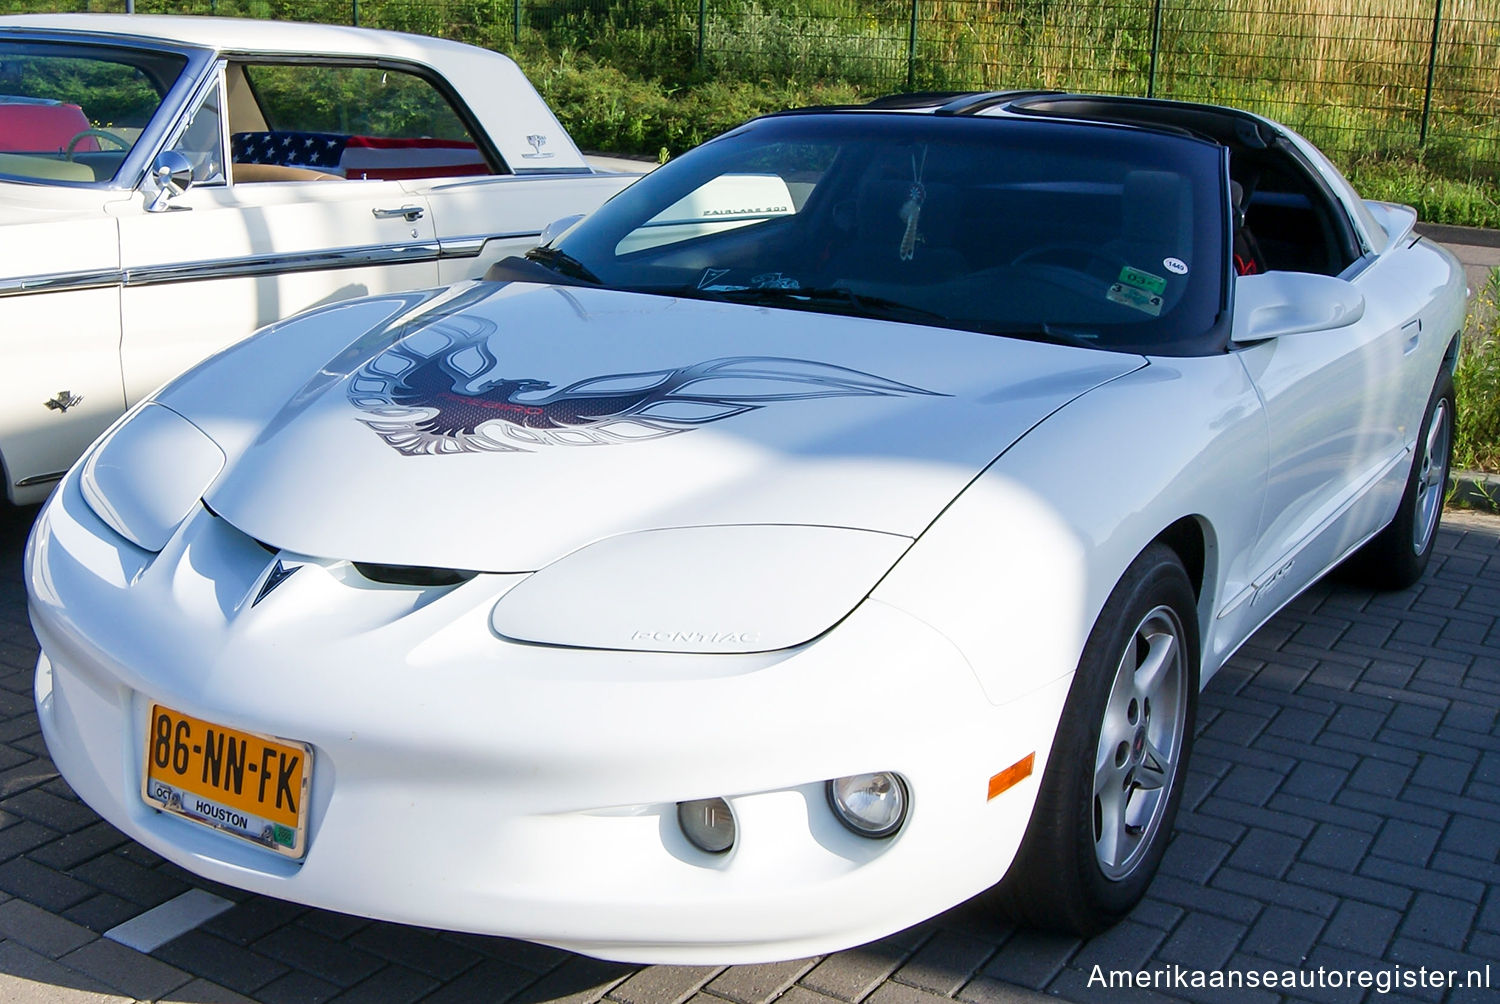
347, 315, 943, 457
522, 134, 554, 159
44, 391, 83, 414
252, 560, 302, 607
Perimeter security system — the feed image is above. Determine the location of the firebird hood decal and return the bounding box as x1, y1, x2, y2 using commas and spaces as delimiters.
181, 283, 1146, 571
348, 314, 944, 456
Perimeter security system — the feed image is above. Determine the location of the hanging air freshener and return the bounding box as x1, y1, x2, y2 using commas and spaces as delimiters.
899, 146, 928, 261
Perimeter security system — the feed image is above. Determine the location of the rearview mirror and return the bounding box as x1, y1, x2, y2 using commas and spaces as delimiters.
1231, 271, 1365, 344
145, 150, 194, 214
539, 214, 585, 247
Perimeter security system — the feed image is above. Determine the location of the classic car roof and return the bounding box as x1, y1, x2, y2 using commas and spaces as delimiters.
0, 13, 483, 61
0, 14, 590, 174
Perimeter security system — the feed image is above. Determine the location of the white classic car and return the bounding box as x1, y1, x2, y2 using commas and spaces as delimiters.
27, 92, 1465, 963
0, 13, 638, 504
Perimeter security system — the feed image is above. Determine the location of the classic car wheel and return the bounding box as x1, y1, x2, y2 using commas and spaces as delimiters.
1343, 370, 1454, 590
995, 543, 1198, 935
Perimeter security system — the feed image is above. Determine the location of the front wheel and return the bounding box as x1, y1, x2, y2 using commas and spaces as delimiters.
994, 543, 1199, 935
1343, 370, 1454, 590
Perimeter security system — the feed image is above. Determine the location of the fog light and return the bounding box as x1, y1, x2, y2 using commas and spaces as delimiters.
677, 797, 736, 854
828, 772, 908, 838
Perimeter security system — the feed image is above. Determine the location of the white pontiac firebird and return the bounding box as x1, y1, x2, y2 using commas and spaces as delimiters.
27, 92, 1465, 964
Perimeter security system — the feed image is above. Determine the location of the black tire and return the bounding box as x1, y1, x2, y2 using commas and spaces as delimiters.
994, 543, 1199, 936
1342, 370, 1454, 591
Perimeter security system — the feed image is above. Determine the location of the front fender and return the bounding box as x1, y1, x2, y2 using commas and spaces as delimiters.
872, 353, 1267, 705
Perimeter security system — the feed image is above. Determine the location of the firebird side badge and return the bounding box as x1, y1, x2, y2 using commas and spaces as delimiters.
44, 391, 83, 413
253, 560, 301, 607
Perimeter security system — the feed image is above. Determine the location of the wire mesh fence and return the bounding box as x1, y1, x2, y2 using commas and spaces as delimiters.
4, 0, 1499, 177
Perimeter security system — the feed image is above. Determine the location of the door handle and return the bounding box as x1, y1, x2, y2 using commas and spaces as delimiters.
1402, 318, 1420, 356
372, 206, 424, 222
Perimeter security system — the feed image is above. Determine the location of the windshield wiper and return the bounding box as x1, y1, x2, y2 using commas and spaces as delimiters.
625, 283, 951, 325
615, 283, 1103, 348
980, 323, 1102, 350
723, 286, 951, 322
524, 245, 602, 285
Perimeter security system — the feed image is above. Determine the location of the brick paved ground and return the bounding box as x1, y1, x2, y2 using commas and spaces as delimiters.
0, 499, 1496, 1003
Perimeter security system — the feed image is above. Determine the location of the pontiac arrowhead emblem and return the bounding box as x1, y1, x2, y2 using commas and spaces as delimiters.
45, 391, 83, 413
253, 560, 300, 607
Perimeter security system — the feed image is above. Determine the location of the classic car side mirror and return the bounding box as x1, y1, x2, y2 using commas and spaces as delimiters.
538, 214, 585, 247
1231, 271, 1366, 344
145, 150, 195, 213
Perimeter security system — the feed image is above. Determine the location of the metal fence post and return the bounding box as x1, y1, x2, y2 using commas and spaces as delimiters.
698, 0, 707, 66
351, 0, 359, 27
1147, 0, 1163, 97
1420, 0, 1444, 145
907, 0, 918, 90
515, 0, 522, 45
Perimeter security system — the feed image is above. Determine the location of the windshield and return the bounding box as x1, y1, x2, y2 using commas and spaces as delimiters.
537, 114, 1228, 355
0, 40, 188, 185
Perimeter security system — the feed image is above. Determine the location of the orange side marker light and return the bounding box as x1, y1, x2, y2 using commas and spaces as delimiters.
987, 753, 1035, 800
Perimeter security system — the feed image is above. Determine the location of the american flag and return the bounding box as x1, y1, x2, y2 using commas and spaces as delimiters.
230, 131, 487, 180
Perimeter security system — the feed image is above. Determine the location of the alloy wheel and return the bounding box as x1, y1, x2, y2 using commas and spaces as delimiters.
1092, 604, 1188, 880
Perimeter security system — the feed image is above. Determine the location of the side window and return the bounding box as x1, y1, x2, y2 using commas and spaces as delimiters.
168, 82, 226, 186
1235, 154, 1356, 277
226, 63, 495, 183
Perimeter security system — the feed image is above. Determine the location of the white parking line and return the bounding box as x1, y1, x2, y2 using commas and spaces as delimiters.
103, 889, 234, 953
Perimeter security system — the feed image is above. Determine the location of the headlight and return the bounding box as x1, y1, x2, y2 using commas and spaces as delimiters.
828, 772, 908, 838
490, 524, 911, 654
80, 403, 225, 552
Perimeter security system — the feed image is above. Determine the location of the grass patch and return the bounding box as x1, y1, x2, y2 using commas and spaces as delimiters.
1347, 157, 1500, 231
1455, 268, 1500, 473
519, 50, 863, 157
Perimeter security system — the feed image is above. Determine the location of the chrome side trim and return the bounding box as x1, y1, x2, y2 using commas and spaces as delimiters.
0, 269, 122, 298
123, 241, 444, 287
1, 235, 538, 298
16, 471, 67, 488
438, 232, 541, 258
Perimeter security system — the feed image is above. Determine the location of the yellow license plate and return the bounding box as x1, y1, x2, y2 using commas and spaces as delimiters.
141, 704, 312, 858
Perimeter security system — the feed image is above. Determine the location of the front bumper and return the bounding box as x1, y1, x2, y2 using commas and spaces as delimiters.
27, 473, 1071, 963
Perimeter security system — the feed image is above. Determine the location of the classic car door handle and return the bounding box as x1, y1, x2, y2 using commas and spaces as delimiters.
372, 206, 424, 222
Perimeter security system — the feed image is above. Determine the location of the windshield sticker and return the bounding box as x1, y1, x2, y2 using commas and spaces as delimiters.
348, 315, 944, 456
697, 268, 732, 289
1163, 257, 1189, 275
750, 272, 800, 289
1117, 266, 1167, 296
1108, 281, 1164, 317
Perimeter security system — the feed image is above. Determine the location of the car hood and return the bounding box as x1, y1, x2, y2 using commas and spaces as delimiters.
162, 282, 1144, 572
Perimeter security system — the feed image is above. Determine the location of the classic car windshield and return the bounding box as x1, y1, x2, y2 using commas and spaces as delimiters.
0, 41, 187, 185
540, 114, 1228, 355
